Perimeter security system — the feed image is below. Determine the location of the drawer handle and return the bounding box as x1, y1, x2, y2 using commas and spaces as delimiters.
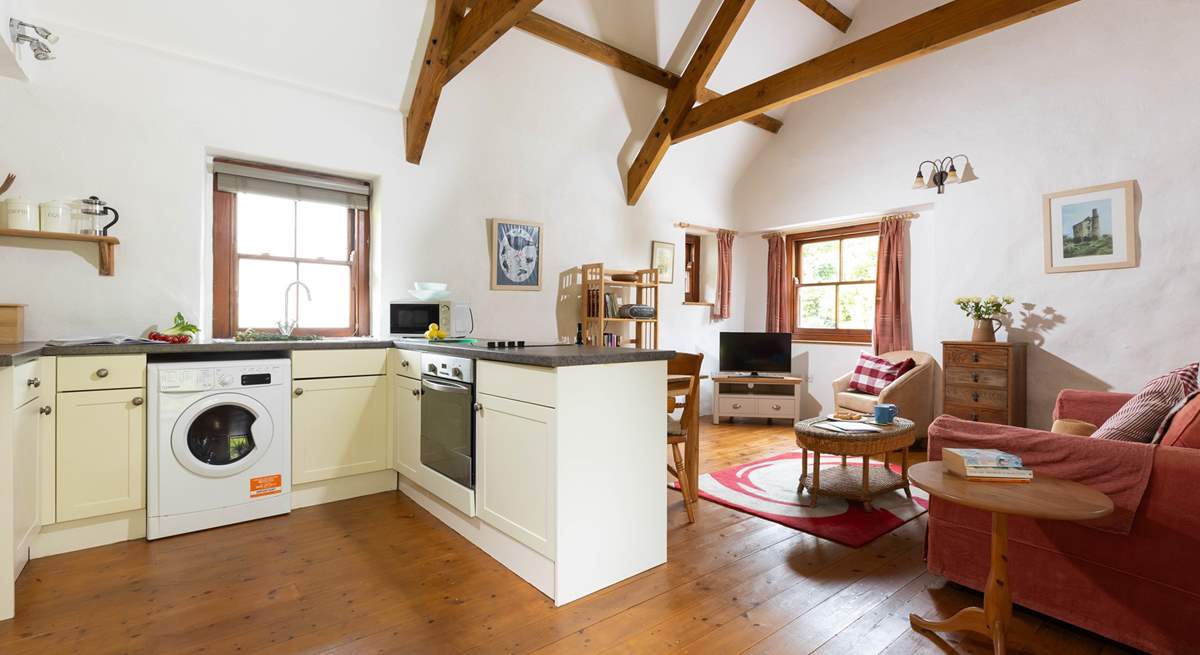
971, 353, 980, 363
971, 392, 980, 402
772, 404, 782, 411
411, 388, 421, 397
971, 372, 979, 383
96, 368, 110, 378
732, 403, 742, 409
294, 388, 304, 396
27, 377, 41, 388
970, 412, 979, 421
474, 402, 483, 413
401, 360, 410, 368
132, 397, 144, 406
39, 405, 52, 416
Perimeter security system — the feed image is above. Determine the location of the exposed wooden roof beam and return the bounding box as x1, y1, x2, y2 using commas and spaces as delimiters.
405, 0, 461, 164
625, 0, 756, 205
445, 0, 543, 81
796, 0, 852, 33
675, 0, 1079, 143
515, 12, 781, 134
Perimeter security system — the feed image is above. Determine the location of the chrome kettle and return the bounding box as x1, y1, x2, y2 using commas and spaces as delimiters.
80, 195, 120, 236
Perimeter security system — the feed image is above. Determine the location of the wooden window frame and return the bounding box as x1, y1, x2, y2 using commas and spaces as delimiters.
212, 162, 370, 339
785, 223, 879, 344
683, 233, 702, 304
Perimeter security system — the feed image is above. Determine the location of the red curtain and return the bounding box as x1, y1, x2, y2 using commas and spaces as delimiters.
765, 233, 788, 332
713, 229, 735, 320
874, 217, 912, 354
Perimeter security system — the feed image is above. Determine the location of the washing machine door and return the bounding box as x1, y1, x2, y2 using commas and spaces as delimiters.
171, 393, 275, 478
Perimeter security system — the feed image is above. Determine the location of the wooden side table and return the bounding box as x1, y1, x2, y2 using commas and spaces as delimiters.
793, 417, 916, 511
907, 461, 1113, 654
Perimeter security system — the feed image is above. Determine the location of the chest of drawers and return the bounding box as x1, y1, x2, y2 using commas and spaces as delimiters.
942, 341, 1026, 426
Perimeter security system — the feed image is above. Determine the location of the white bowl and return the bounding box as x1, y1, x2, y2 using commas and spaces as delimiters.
409, 289, 451, 301
413, 282, 448, 291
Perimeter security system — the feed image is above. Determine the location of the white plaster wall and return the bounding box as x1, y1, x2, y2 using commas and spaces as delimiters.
733, 0, 1200, 428
0, 4, 758, 412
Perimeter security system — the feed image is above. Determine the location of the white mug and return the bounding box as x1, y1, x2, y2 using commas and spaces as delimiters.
4, 198, 37, 231
40, 200, 73, 233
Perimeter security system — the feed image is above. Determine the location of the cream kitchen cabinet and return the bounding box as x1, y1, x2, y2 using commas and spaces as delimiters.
56, 388, 146, 522
12, 388, 42, 577
475, 392, 556, 559
292, 375, 388, 484
392, 373, 421, 479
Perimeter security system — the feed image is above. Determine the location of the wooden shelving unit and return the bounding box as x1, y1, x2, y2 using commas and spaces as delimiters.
580, 263, 659, 349
0, 228, 120, 276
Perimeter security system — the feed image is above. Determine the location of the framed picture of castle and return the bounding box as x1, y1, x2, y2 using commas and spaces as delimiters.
1043, 180, 1137, 273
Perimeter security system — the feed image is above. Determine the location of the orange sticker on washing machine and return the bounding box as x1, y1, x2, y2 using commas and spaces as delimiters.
250, 474, 282, 498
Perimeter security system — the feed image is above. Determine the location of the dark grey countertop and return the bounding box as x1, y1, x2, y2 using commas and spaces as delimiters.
1, 338, 674, 368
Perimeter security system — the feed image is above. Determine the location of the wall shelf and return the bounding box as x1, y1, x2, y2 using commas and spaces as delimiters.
0, 228, 120, 276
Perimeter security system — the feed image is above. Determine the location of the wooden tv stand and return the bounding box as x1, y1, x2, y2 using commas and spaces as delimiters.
712, 374, 805, 425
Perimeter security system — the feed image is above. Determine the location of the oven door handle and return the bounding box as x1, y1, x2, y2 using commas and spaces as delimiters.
422, 378, 472, 394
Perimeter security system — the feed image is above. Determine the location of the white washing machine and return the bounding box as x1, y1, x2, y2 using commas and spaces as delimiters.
147, 358, 292, 540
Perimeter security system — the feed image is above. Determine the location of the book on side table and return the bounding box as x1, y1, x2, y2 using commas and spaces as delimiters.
944, 448, 1033, 482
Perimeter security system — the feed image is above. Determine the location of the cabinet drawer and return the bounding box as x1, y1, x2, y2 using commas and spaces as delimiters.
944, 346, 1009, 369
293, 348, 387, 379
391, 348, 422, 380
13, 358, 42, 407
944, 403, 1009, 424
58, 354, 146, 392
478, 361, 556, 408
757, 398, 795, 419
945, 385, 1008, 410
945, 366, 1009, 388
719, 397, 756, 416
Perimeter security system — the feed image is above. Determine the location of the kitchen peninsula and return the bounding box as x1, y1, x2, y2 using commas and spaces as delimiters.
0, 340, 672, 618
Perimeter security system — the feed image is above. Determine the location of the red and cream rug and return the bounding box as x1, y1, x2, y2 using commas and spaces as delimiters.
673, 450, 929, 548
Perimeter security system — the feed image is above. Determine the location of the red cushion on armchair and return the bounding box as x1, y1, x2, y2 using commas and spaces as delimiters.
1159, 394, 1200, 448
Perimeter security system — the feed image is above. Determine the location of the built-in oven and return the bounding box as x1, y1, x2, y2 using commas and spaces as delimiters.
418, 352, 477, 516
389, 300, 474, 338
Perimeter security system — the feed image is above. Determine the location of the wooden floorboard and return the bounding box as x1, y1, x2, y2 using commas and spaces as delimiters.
0, 418, 1132, 654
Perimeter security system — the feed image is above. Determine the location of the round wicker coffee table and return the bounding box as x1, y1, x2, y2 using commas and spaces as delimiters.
794, 416, 916, 511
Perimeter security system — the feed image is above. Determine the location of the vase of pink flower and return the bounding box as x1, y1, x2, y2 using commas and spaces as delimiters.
954, 295, 1015, 342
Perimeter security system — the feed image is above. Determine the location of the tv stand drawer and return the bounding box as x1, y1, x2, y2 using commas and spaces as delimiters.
757, 398, 795, 419
719, 397, 757, 416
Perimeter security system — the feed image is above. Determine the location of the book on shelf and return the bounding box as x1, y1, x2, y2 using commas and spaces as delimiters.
944, 448, 1023, 470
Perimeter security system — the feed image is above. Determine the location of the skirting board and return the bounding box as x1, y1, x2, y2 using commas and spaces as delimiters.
32, 509, 146, 559
291, 469, 398, 509
398, 475, 556, 601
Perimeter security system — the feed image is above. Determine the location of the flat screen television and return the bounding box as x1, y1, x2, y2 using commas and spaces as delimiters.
719, 332, 791, 374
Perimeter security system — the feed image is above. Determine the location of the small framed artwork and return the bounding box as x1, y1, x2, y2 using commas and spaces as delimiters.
651, 240, 675, 284
1043, 180, 1138, 273
490, 219, 543, 291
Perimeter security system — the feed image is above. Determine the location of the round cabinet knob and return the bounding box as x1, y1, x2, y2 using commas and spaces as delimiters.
401, 360, 410, 368
132, 397, 144, 406
970, 412, 979, 421
452, 367, 463, 378
39, 405, 52, 416
473, 402, 483, 413
294, 388, 304, 396
411, 388, 421, 397
732, 403, 742, 409
96, 368, 109, 378
971, 352, 980, 363
27, 377, 40, 388
971, 372, 980, 382
971, 392, 980, 402
772, 404, 782, 410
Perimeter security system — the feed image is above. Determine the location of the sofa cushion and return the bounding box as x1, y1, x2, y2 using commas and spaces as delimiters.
836, 390, 878, 414
1092, 363, 1199, 443
1157, 392, 1200, 448
848, 352, 907, 395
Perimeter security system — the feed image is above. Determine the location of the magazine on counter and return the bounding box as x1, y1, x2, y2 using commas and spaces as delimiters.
44, 335, 156, 347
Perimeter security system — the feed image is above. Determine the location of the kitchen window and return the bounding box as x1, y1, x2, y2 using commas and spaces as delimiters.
787, 224, 879, 343
212, 160, 370, 338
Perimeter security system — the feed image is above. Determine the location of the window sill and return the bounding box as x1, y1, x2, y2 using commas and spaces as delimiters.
682, 301, 714, 306
791, 338, 871, 346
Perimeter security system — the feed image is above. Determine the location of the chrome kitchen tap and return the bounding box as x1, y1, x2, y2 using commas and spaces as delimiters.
278, 280, 312, 336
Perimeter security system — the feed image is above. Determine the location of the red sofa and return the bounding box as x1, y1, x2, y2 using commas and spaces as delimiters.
926, 389, 1200, 655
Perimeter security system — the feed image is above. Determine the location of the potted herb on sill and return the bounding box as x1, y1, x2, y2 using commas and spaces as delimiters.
954, 295, 1015, 342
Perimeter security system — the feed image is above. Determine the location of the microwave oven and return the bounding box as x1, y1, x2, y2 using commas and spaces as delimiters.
388, 300, 474, 337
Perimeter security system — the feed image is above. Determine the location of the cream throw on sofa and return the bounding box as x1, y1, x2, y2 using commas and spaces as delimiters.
832, 350, 935, 439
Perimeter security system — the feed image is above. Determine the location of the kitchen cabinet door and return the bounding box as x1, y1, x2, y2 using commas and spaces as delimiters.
13, 398, 41, 574
475, 393, 556, 558
56, 389, 146, 522
293, 375, 388, 484
392, 375, 421, 479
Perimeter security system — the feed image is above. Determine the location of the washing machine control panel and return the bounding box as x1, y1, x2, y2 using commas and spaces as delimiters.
158, 365, 279, 392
